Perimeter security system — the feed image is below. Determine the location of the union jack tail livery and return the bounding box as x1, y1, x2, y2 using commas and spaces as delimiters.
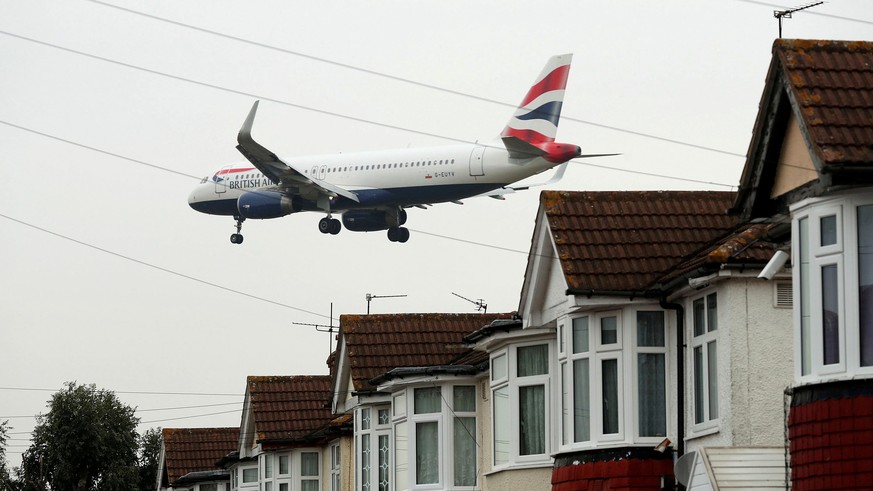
501, 54, 578, 162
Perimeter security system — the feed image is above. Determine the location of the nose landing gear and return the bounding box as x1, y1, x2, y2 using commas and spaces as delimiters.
230, 215, 245, 244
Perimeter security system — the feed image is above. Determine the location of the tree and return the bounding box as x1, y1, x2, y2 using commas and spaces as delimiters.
19, 382, 139, 490
0, 420, 12, 489
136, 428, 161, 491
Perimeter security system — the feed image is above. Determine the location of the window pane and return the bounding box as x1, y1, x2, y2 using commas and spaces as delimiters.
637, 311, 665, 347
378, 408, 389, 425
559, 323, 565, 353
264, 483, 272, 491
264, 454, 272, 478
361, 434, 371, 491
573, 317, 589, 353
693, 346, 704, 424
693, 298, 705, 337
822, 264, 840, 365
242, 468, 258, 483
821, 214, 837, 246
517, 345, 549, 376
201, 485, 217, 491
279, 455, 289, 475
453, 417, 477, 486
361, 408, 371, 430
707, 341, 719, 420
601, 316, 618, 344
280, 484, 289, 491
491, 353, 507, 380
800, 217, 812, 375
301, 452, 319, 476
573, 359, 590, 442
638, 353, 666, 436
302, 481, 318, 491
602, 359, 619, 434
453, 386, 475, 412
415, 422, 439, 484
414, 387, 441, 414
394, 422, 408, 487
707, 293, 718, 332
859, 205, 873, 366
393, 392, 406, 417
378, 434, 389, 491
519, 385, 546, 455
492, 386, 509, 466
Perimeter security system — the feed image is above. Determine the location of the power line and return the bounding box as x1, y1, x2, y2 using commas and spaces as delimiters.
0, 213, 333, 320
82, 0, 747, 157
0, 26, 744, 158
0, 386, 242, 397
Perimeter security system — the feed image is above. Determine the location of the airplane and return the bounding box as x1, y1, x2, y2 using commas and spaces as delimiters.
188, 54, 613, 244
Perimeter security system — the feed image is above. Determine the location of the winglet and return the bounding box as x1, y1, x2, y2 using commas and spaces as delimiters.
238, 100, 260, 147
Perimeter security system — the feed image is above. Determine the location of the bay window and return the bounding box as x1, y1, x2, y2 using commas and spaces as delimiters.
357, 406, 390, 491
490, 341, 553, 467
391, 384, 478, 490
558, 309, 669, 449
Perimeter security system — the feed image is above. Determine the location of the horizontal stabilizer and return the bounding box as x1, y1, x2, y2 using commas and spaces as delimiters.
502, 136, 546, 159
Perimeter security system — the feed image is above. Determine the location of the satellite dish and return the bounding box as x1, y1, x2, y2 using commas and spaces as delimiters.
674, 451, 698, 487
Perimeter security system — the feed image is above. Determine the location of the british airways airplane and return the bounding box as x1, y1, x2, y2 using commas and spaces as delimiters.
188, 54, 610, 244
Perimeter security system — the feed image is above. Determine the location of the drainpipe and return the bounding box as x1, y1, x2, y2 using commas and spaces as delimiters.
660, 298, 685, 458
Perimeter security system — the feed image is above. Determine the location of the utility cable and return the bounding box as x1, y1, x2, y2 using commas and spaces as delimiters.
0, 213, 333, 321
81, 0, 748, 157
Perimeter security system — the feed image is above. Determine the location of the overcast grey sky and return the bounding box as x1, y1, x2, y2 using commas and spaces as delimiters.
1, 0, 870, 468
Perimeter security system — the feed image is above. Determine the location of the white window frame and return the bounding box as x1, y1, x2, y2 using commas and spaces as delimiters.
632, 309, 669, 442
329, 441, 341, 491
790, 197, 873, 382
356, 405, 391, 491
689, 291, 720, 432
294, 448, 322, 491
559, 308, 670, 450
409, 387, 443, 490
489, 341, 554, 469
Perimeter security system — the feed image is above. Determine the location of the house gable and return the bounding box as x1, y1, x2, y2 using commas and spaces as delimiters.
519, 206, 570, 328
734, 39, 873, 220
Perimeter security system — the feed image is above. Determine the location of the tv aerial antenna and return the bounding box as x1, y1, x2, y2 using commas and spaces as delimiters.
365, 293, 407, 314
452, 292, 487, 314
292, 302, 338, 353
774, 2, 823, 38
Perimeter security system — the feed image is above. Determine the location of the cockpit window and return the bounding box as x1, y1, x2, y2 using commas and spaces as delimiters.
200, 176, 208, 184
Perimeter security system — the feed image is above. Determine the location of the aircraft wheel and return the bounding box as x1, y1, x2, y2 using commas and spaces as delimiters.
318, 217, 332, 234
230, 233, 244, 244
398, 208, 408, 226
329, 218, 342, 235
388, 227, 409, 243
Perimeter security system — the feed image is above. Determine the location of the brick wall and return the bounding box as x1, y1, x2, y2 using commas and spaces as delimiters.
552, 448, 674, 491
789, 379, 873, 490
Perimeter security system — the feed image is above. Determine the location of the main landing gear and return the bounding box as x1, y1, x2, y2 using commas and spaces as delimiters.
318, 216, 342, 235
230, 216, 245, 244
387, 226, 410, 243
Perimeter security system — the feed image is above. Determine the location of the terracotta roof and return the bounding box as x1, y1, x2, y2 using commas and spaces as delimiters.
774, 39, 873, 167
161, 427, 239, 485
541, 191, 754, 294
247, 375, 334, 444
340, 313, 512, 392
734, 39, 873, 219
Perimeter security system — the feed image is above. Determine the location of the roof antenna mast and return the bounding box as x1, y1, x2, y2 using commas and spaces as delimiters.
774, 2, 823, 38
452, 292, 488, 314
365, 293, 407, 314
292, 302, 338, 354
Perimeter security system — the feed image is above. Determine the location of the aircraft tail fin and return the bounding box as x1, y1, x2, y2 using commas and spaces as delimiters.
501, 54, 572, 149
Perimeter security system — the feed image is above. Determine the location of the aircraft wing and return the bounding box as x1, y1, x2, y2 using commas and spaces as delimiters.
235, 101, 360, 203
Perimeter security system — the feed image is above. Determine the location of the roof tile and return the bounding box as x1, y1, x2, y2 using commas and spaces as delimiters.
246, 375, 334, 443
341, 313, 512, 392
162, 427, 239, 484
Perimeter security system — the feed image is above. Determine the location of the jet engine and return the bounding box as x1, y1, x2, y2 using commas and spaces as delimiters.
237, 191, 301, 219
